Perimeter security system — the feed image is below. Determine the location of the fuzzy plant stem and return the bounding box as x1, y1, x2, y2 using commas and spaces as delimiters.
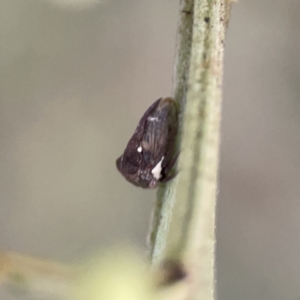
149, 0, 232, 299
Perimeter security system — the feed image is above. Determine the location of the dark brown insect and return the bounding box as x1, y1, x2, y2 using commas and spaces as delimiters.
116, 97, 179, 188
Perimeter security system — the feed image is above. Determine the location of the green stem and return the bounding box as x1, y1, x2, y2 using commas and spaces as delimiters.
149, 0, 232, 299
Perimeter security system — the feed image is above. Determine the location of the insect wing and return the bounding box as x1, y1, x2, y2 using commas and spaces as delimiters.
116, 98, 163, 175
141, 98, 178, 166
116, 97, 178, 188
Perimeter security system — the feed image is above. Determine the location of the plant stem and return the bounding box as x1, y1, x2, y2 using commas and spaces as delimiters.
149, 0, 232, 299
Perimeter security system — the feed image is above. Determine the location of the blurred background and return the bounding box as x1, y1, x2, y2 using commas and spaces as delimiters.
0, 0, 300, 299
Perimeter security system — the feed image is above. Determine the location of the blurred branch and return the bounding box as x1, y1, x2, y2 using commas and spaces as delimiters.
0, 251, 77, 299
149, 0, 233, 299
0, 249, 183, 300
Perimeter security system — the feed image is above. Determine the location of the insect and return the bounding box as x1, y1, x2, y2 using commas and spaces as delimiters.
116, 97, 179, 188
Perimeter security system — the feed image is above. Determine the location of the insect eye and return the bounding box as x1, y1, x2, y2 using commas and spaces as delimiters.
116, 156, 139, 175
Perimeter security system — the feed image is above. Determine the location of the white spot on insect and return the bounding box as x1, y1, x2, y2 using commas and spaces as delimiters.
148, 117, 158, 121
151, 156, 164, 180
137, 145, 142, 153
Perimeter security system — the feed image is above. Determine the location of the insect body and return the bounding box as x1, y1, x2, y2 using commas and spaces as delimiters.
116, 97, 179, 188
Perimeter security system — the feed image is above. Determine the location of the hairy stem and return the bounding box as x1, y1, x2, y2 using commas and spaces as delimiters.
149, 0, 232, 299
